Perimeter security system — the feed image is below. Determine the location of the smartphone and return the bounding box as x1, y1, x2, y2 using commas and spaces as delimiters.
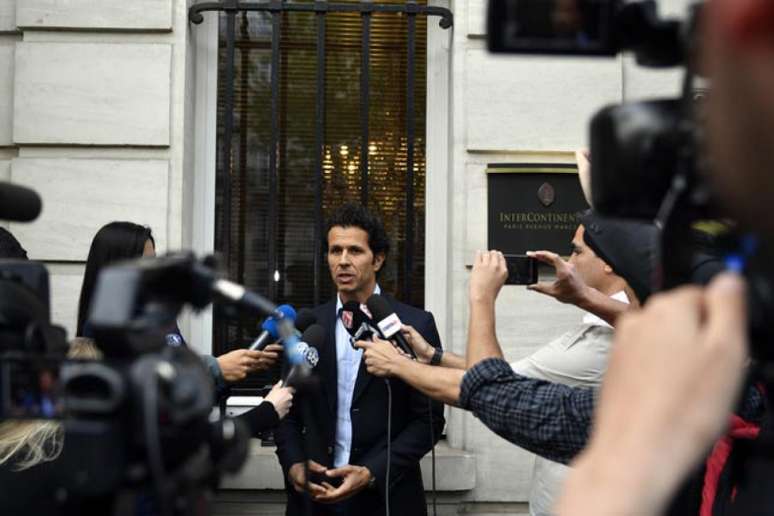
503, 254, 538, 285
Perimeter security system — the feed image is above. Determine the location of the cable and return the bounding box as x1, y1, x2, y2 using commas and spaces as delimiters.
385, 378, 392, 516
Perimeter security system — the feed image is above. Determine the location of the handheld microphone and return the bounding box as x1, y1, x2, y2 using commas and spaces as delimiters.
249, 304, 296, 351
0, 182, 42, 222
340, 300, 378, 346
294, 308, 317, 334
365, 294, 417, 359
283, 323, 325, 388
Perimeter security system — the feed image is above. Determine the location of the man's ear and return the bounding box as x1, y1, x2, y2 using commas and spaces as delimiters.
373, 253, 386, 272
717, 0, 774, 49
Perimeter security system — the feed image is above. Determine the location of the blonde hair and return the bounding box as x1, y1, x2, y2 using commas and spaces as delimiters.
0, 337, 101, 471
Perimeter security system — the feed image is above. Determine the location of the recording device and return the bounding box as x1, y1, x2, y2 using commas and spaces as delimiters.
250, 304, 297, 351
504, 254, 539, 285
365, 294, 417, 359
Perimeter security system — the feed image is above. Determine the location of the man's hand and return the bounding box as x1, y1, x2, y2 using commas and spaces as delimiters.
469, 250, 508, 304
217, 345, 281, 383
558, 273, 749, 516
400, 324, 434, 364
356, 337, 409, 377
314, 465, 373, 504
256, 343, 283, 370
287, 461, 329, 497
526, 250, 590, 306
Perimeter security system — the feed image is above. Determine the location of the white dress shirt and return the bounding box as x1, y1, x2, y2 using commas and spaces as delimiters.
333, 285, 381, 468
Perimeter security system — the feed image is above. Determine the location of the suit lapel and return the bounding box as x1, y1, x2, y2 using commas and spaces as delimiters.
320, 301, 339, 418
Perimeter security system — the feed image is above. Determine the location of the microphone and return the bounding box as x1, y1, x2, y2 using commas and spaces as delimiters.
294, 308, 317, 334
365, 294, 417, 359
249, 304, 296, 351
340, 300, 378, 346
283, 323, 325, 388
0, 182, 42, 222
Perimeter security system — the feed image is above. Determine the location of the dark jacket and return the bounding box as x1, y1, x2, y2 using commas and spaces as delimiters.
274, 295, 445, 516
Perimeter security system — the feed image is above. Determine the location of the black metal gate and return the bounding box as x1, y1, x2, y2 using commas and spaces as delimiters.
190, 1, 452, 365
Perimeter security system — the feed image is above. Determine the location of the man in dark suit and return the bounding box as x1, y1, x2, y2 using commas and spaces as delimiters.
274, 203, 445, 516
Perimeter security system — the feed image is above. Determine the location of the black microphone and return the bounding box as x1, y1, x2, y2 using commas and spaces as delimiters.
283, 323, 325, 389
340, 300, 380, 347
365, 294, 417, 359
294, 308, 317, 334
0, 182, 42, 222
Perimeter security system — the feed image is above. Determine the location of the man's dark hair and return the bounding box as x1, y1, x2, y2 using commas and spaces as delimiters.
0, 227, 28, 260
325, 203, 390, 258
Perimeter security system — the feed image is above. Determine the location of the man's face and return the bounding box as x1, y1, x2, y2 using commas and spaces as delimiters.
702, 0, 774, 237
568, 226, 611, 292
327, 226, 384, 300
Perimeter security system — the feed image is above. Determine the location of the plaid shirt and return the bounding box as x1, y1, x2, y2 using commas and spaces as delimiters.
459, 358, 767, 466
459, 358, 595, 464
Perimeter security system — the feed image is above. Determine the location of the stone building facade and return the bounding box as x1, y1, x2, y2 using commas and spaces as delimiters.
0, 0, 690, 513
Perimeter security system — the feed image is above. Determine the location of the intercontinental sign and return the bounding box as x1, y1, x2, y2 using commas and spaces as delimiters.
487, 164, 589, 255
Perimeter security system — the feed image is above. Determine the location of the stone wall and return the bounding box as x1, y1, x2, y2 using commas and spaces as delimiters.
0, 0, 195, 338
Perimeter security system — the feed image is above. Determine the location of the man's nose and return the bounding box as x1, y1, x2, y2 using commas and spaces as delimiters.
339, 251, 351, 265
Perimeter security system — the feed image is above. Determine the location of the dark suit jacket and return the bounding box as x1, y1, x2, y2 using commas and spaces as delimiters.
274, 295, 445, 516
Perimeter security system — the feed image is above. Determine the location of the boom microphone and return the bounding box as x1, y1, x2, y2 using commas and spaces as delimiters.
365, 294, 417, 359
0, 182, 42, 222
249, 304, 296, 351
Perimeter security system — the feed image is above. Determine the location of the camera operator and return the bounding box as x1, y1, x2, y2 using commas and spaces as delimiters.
557, 1, 774, 513
77, 222, 283, 399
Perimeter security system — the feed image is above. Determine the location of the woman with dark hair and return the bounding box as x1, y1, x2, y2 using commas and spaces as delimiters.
76, 221, 287, 400
77, 221, 155, 337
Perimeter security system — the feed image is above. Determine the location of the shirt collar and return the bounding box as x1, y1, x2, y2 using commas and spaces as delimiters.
336, 284, 381, 311
582, 290, 629, 328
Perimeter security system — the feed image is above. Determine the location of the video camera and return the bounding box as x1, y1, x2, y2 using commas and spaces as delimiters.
487, 0, 774, 361
0, 183, 282, 515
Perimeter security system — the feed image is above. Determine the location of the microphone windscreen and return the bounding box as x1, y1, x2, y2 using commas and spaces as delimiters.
300, 323, 326, 349
295, 308, 317, 333
0, 182, 42, 222
340, 300, 372, 338
261, 304, 296, 337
